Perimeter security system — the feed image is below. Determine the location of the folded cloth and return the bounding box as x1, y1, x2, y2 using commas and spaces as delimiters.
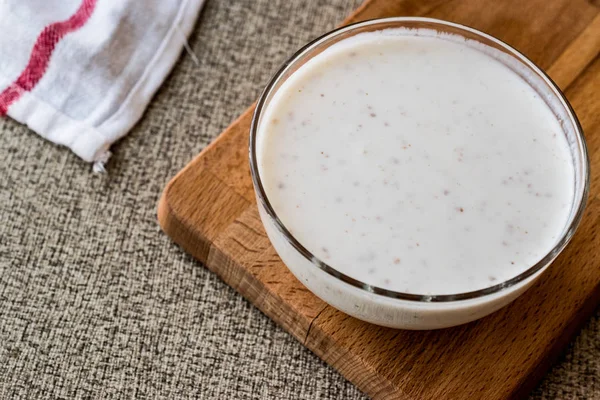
0, 0, 205, 169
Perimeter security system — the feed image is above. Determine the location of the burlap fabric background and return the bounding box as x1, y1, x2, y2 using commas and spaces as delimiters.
1, 1, 598, 398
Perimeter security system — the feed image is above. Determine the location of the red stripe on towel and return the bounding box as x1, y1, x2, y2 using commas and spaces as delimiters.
0, 0, 97, 115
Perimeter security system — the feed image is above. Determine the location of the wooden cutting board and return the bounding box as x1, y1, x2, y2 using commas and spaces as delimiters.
158, 1, 600, 398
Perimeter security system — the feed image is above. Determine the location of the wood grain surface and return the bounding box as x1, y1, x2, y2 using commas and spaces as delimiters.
158, 0, 600, 398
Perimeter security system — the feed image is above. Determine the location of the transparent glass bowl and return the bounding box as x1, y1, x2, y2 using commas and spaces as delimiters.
249, 17, 589, 329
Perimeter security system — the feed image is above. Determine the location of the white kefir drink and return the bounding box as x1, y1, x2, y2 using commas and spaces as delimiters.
254, 23, 581, 328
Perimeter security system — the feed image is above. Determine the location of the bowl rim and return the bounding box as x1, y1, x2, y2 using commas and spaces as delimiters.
248, 16, 590, 303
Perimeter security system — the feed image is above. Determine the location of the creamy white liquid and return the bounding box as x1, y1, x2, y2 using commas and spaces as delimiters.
257, 29, 574, 295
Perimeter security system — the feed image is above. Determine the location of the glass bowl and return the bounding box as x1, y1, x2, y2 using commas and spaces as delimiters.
249, 17, 589, 329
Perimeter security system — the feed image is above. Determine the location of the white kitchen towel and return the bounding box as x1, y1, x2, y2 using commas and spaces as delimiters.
0, 0, 205, 169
